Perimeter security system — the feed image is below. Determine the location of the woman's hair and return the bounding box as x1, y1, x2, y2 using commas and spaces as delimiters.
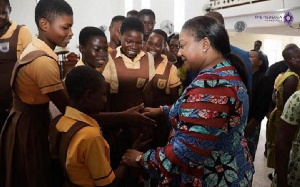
182, 16, 249, 89
120, 17, 144, 35
250, 49, 268, 73
79, 26, 106, 47
151, 29, 168, 43
65, 66, 105, 101
35, 0, 73, 28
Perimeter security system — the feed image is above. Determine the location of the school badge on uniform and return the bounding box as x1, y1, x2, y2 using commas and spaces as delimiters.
0, 42, 9, 53
136, 78, 146, 88
157, 78, 167, 89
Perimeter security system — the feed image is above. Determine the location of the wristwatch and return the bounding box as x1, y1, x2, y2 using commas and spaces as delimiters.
135, 154, 143, 167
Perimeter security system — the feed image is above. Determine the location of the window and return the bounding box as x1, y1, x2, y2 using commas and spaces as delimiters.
264, 39, 282, 65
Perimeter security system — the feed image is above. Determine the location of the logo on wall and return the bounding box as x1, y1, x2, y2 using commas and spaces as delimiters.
283, 11, 294, 26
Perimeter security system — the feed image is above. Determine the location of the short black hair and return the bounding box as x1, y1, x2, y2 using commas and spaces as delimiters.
110, 15, 126, 26
126, 10, 139, 17
79, 26, 106, 47
65, 66, 105, 101
137, 9, 155, 20
255, 40, 262, 45
151, 29, 167, 43
35, 0, 73, 28
0, 0, 10, 8
282, 44, 299, 60
120, 17, 144, 35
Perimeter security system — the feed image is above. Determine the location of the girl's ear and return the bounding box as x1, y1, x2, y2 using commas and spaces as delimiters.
39, 18, 49, 32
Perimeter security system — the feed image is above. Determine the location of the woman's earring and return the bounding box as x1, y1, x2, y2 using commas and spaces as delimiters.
203, 49, 207, 52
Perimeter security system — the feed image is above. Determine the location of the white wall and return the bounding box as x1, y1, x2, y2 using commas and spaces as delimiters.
9, 0, 300, 55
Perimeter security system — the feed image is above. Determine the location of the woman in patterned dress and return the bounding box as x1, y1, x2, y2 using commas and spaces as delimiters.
121, 16, 254, 186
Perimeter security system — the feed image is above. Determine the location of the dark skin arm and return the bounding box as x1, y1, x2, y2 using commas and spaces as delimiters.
47, 89, 69, 114
275, 119, 297, 187
91, 104, 156, 128
282, 75, 299, 104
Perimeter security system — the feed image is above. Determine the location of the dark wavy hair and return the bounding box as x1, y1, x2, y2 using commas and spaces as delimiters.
65, 66, 105, 101
120, 17, 144, 35
79, 26, 106, 47
182, 16, 249, 89
35, 0, 73, 28
151, 29, 168, 43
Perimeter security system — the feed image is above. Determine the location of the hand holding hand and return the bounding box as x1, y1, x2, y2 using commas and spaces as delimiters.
122, 149, 144, 167
123, 103, 156, 127
142, 107, 163, 118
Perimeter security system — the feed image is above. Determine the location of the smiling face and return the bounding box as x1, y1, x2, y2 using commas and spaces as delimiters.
146, 32, 165, 59
42, 14, 73, 49
0, 1, 10, 29
169, 38, 180, 57
120, 30, 143, 59
178, 29, 207, 72
80, 36, 108, 70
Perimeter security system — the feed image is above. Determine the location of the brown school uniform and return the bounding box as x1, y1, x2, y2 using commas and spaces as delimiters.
0, 21, 32, 128
152, 54, 181, 107
102, 47, 155, 185
0, 37, 63, 187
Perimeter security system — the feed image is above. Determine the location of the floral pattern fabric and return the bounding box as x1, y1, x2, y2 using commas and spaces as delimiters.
144, 61, 254, 186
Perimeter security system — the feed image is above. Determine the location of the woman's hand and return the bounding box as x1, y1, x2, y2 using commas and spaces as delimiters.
122, 104, 156, 127
122, 149, 144, 167
142, 107, 163, 118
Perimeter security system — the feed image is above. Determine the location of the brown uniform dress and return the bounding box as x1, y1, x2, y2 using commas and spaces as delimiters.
0, 25, 22, 128
0, 50, 59, 187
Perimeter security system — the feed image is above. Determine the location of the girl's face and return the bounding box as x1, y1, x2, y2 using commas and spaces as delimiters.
178, 29, 207, 72
80, 36, 108, 71
121, 30, 143, 59
286, 48, 300, 70
45, 14, 73, 48
169, 38, 180, 57
0, 1, 10, 29
146, 32, 165, 59
249, 50, 262, 71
